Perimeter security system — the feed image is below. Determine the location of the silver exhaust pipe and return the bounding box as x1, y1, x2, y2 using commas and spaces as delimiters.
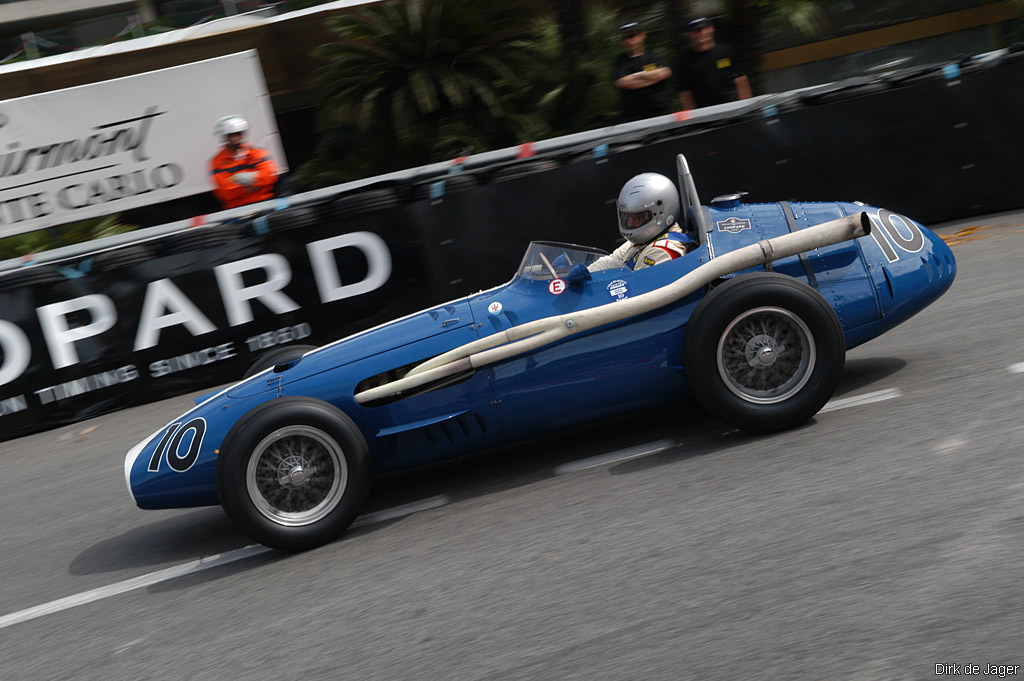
354, 212, 871, 405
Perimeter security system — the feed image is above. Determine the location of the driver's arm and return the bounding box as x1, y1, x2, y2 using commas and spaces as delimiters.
588, 241, 634, 272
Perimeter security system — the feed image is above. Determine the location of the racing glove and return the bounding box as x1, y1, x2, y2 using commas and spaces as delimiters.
233, 171, 256, 187
566, 263, 592, 282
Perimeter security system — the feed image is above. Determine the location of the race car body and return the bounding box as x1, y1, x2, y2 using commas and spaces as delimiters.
124, 156, 955, 550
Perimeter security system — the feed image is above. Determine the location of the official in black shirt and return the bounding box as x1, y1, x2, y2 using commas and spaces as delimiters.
678, 17, 751, 110
614, 21, 673, 123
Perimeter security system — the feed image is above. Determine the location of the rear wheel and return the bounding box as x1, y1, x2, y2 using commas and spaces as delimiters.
684, 273, 845, 432
217, 397, 370, 551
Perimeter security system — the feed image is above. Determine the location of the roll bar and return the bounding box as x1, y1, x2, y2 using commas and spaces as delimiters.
676, 154, 712, 249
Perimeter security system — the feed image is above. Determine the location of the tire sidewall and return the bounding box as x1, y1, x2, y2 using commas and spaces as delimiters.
217, 397, 370, 551
684, 273, 845, 432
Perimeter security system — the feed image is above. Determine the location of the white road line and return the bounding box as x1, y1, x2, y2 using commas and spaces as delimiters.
553, 391, 902, 476
0, 496, 451, 631
352, 495, 450, 527
0, 544, 271, 630
554, 439, 675, 475
819, 388, 903, 413
1009, 363, 1024, 374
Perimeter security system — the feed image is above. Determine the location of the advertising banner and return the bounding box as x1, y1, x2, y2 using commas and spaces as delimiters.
0, 50, 286, 239
0, 194, 429, 442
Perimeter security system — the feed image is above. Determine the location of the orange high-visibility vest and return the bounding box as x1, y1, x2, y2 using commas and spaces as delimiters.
209, 145, 278, 209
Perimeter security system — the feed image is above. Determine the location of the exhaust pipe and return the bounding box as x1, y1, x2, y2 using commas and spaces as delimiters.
354, 212, 871, 405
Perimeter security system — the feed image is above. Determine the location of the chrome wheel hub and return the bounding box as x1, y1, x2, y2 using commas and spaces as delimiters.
748, 334, 778, 367
717, 307, 815, 404
279, 458, 310, 487
246, 425, 348, 527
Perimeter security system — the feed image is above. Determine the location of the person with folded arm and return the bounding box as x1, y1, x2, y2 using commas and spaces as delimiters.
209, 115, 279, 210
613, 20, 674, 122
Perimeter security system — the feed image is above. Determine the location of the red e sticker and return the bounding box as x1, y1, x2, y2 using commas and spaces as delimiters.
548, 279, 567, 295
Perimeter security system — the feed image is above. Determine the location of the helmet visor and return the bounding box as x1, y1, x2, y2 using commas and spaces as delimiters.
619, 210, 652, 231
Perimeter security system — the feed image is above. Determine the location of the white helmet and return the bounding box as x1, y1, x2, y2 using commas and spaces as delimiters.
214, 115, 249, 139
616, 173, 680, 245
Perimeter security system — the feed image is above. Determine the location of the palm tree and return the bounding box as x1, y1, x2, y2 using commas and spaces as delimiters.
528, 2, 623, 134
0, 214, 137, 260
296, 0, 548, 188
548, 0, 587, 63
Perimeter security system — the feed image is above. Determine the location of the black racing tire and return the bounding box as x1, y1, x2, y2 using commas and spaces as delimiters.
683, 273, 845, 433
242, 344, 318, 379
216, 397, 370, 551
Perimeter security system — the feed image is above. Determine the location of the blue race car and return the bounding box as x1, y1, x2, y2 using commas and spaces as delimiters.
124, 156, 956, 551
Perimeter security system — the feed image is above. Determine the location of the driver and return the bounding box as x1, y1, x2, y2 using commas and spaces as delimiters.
589, 173, 696, 272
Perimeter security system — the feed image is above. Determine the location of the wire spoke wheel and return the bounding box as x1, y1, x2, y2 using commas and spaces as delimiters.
718, 306, 814, 404
685, 273, 845, 432
246, 425, 348, 527
219, 397, 370, 551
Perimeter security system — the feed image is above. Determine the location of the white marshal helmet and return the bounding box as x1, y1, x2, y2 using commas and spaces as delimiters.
616, 172, 681, 245
214, 115, 250, 140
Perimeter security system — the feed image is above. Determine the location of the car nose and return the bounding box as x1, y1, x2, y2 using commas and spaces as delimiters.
875, 219, 956, 322
921, 227, 957, 292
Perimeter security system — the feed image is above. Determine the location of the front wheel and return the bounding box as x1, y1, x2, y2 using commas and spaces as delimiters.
217, 397, 370, 551
684, 273, 845, 433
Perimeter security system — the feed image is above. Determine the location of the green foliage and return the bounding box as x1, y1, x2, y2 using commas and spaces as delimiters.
529, 3, 624, 134
0, 214, 137, 261
751, 0, 824, 36
294, 0, 636, 189
295, 0, 548, 188
0, 230, 51, 260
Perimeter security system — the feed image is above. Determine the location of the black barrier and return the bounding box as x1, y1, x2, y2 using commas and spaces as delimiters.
0, 202, 428, 441
2, 51, 1022, 441
680, 51, 1024, 221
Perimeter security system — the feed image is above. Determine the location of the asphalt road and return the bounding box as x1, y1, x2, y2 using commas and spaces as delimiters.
1, 211, 1022, 681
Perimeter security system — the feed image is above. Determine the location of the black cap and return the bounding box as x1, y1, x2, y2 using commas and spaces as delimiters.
687, 17, 712, 31
619, 21, 643, 34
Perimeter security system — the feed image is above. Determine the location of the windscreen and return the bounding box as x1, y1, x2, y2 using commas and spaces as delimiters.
516, 241, 609, 281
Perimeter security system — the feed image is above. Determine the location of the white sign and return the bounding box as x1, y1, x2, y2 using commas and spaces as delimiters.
0, 50, 287, 238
